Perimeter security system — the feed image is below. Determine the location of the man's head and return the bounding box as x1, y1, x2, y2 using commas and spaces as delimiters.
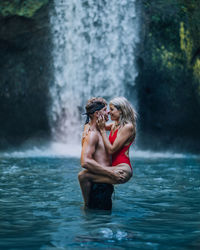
84, 97, 108, 124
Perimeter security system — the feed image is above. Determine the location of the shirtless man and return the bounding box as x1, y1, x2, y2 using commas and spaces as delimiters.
78, 97, 125, 207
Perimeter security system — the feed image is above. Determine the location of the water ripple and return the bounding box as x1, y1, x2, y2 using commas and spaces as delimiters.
0, 157, 199, 249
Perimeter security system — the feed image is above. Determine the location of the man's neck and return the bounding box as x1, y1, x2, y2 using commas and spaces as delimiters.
89, 118, 98, 130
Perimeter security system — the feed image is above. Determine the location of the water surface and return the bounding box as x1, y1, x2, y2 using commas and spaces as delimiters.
0, 156, 200, 249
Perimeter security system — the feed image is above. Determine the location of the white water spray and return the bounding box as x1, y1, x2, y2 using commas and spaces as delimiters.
50, 0, 139, 143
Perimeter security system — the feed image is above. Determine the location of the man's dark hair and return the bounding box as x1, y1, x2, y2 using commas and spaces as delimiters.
84, 97, 107, 124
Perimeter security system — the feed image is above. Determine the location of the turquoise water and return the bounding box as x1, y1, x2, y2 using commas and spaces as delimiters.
0, 156, 200, 249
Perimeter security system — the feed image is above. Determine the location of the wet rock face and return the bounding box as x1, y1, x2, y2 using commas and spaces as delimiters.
137, 0, 200, 152
0, 0, 52, 148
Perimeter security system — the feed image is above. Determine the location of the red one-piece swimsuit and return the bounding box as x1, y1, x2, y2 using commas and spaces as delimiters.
109, 129, 133, 170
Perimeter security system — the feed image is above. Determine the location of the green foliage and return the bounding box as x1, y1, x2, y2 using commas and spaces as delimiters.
179, 22, 193, 64
142, 0, 200, 103
0, 0, 49, 18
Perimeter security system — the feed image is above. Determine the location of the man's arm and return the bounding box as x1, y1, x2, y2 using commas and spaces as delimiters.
81, 131, 117, 179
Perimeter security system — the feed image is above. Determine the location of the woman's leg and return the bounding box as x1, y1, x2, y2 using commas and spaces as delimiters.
111, 164, 133, 183
78, 164, 132, 206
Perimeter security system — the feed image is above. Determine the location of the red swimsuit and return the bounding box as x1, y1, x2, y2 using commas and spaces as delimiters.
109, 129, 133, 170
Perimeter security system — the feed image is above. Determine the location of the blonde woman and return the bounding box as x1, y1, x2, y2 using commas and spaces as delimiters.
97, 97, 136, 181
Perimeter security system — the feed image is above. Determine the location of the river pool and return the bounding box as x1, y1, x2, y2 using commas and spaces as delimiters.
0, 155, 200, 249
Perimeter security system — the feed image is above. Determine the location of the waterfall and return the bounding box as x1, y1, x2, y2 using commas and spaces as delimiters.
50, 0, 139, 144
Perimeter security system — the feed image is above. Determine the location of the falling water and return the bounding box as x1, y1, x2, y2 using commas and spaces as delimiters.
50, 0, 139, 143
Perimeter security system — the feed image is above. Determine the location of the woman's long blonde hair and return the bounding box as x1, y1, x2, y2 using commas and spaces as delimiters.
110, 97, 137, 137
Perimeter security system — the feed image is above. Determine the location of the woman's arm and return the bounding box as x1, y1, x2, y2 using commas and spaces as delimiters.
105, 123, 113, 131
100, 124, 134, 155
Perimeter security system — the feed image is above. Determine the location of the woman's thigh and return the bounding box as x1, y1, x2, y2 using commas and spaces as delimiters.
78, 164, 132, 184
83, 171, 118, 184
91, 164, 132, 184
111, 164, 132, 183
78, 169, 116, 184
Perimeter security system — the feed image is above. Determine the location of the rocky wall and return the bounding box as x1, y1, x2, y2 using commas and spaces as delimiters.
0, 0, 52, 149
136, 0, 200, 152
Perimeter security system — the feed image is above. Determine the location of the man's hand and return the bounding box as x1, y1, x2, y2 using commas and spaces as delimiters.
109, 169, 126, 183
97, 115, 106, 131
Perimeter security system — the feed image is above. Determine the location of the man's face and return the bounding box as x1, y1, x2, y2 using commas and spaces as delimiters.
99, 105, 109, 121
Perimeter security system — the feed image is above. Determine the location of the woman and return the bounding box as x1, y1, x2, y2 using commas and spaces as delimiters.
79, 97, 136, 207
97, 96, 136, 182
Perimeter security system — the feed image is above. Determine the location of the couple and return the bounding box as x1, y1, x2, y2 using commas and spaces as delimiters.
78, 97, 136, 207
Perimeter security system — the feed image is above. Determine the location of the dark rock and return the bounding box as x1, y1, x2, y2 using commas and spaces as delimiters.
0, 0, 53, 148
136, 0, 200, 153
88, 183, 114, 210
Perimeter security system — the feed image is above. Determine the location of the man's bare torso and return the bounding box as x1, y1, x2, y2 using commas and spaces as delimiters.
81, 125, 111, 166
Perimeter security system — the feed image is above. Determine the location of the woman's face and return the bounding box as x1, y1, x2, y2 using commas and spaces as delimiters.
109, 104, 121, 121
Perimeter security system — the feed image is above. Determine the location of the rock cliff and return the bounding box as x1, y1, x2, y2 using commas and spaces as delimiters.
137, 0, 200, 152
0, 0, 52, 148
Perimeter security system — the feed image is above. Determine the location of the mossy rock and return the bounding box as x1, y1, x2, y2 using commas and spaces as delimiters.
0, 0, 52, 148
0, 0, 49, 18
137, 0, 200, 151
